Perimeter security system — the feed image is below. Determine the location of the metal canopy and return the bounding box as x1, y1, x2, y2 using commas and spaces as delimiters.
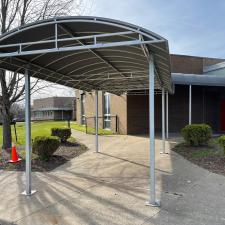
32, 107, 72, 111
0, 16, 171, 205
0, 16, 172, 94
172, 73, 225, 87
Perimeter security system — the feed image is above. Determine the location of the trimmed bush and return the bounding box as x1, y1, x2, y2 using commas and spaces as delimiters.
181, 124, 212, 146
218, 135, 225, 154
51, 128, 71, 143
33, 136, 60, 161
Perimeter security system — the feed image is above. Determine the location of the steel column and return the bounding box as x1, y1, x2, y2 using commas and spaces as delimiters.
0, 39, 165, 58
160, 88, 165, 154
166, 92, 169, 139
95, 90, 99, 152
55, 23, 58, 49
146, 55, 160, 207
22, 68, 36, 196
189, 85, 192, 125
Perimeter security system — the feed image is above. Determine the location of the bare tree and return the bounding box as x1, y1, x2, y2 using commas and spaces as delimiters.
10, 102, 25, 119
0, 0, 91, 150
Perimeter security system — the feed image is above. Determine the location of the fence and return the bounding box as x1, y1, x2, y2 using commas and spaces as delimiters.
84, 115, 118, 134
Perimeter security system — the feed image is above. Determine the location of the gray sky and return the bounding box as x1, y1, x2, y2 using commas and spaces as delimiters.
32, 83, 75, 100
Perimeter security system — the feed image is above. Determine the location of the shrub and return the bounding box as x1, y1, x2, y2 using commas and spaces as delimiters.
51, 128, 71, 143
181, 124, 212, 146
218, 135, 225, 154
33, 136, 60, 161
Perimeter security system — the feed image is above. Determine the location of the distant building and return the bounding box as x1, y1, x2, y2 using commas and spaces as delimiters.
32, 97, 76, 121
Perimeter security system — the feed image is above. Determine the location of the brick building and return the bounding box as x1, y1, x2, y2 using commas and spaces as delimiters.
32, 97, 76, 121
76, 54, 225, 134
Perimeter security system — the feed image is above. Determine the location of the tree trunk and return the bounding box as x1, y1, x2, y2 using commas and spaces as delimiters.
0, 69, 12, 150
2, 105, 12, 150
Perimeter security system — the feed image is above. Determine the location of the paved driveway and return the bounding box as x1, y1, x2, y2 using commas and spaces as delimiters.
1, 131, 225, 225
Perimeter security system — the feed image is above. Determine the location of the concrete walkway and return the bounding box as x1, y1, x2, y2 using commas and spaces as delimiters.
1, 131, 225, 225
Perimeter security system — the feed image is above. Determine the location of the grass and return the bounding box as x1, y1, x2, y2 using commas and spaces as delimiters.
70, 122, 114, 135
0, 120, 114, 146
173, 139, 223, 159
172, 138, 225, 175
190, 149, 218, 158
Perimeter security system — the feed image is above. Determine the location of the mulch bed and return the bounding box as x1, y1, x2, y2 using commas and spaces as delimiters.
172, 143, 225, 176
195, 156, 225, 175
0, 140, 88, 172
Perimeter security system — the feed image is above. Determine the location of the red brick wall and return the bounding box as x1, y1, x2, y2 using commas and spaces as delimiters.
171, 54, 204, 74
170, 54, 225, 74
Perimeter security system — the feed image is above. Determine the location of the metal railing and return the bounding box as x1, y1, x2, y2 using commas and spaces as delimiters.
84, 115, 118, 134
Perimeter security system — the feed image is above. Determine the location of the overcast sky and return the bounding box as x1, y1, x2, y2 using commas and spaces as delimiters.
92, 0, 225, 58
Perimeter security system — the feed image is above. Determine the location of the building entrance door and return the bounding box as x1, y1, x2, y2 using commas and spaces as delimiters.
220, 100, 225, 131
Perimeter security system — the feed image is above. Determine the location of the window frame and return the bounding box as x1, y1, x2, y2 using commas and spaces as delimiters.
80, 93, 86, 125
103, 92, 111, 130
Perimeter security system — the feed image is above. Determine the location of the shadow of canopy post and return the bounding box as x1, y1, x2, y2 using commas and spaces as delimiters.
0, 16, 173, 206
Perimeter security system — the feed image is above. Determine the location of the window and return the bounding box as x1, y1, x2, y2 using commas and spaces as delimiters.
81, 94, 86, 125
104, 92, 111, 129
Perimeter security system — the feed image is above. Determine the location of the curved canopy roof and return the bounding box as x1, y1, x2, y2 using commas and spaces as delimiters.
0, 16, 172, 94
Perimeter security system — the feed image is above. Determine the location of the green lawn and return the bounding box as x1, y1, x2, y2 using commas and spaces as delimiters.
173, 138, 222, 159
70, 122, 113, 135
172, 138, 225, 176
0, 121, 114, 146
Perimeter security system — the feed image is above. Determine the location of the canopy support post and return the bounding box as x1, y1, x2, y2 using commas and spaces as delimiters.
189, 85, 192, 125
160, 88, 166, 154
166, 92, 169, 139
95, 90, 99, 153
22, 67, 36, 196
146, 54, 160, 207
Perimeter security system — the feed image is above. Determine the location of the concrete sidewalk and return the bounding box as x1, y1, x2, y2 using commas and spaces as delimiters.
0, 131, 225, 225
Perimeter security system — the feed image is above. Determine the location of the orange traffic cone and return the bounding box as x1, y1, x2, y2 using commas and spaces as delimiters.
8, 143, 21, 163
